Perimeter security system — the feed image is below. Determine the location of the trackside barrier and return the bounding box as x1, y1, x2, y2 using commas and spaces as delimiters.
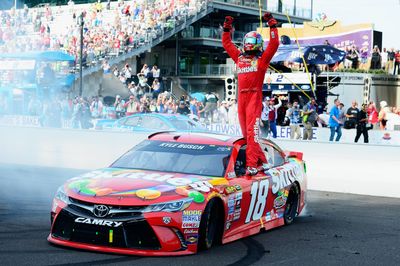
0, 126, 399, 198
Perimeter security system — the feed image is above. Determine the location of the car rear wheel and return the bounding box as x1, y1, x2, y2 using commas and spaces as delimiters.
284, 183, 300, 225
198, 200, 219, 250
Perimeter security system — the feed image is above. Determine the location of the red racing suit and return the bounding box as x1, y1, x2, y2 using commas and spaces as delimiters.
222, 28, 279, 168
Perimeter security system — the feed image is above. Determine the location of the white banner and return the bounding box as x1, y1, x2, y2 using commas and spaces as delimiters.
205, 123, 400, 146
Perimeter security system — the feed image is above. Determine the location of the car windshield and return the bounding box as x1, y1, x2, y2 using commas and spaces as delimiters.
111, 140, 232, 177
168, 118, 205, 131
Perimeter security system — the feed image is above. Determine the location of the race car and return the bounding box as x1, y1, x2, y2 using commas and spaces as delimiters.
48, 132, 307, 256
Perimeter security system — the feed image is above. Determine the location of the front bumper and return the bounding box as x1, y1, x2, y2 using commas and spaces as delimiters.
48, 234, 195, 256
49, 206, 196, 256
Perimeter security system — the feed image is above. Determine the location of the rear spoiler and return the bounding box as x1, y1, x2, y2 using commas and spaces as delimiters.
285, 151, 303, 161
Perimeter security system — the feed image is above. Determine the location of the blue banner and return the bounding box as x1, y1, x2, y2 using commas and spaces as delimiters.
271, 44, 346, 64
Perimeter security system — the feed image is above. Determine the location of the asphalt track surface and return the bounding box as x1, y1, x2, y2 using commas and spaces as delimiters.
1, 163, 399, 266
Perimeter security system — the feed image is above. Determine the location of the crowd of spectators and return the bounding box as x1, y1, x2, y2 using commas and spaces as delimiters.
0, 0, 207, 65
336, 44, 400, 74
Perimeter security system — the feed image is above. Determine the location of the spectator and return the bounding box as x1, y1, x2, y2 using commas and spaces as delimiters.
204, 91, 218, 122
343, 46, 352, 69
338, 103, 346, 125
70, 97, 80, 128
90, 96, 103, 118
359, 46, 368, 69
124, 64, 133, 84
394, 50, 400, 75
287, 100, 302, 140
114, 95, 125, 119
189, 98, 198, 117
302, 97, 317, 140
354, 103, 369, 143
80, 97, 92, 129
152, 65, 160, 78
378, 100, 389, 130
124, 95, 139, 116
344, 101, 359, 129
329, 99, 343, 142
348, 45, 359, 69
267, 97, 282, 139
260, 96, 271, 137
367, 101, 379, 129
151, 78, 161, 98
228, 99, 238, 125
370, 46, 381, 70
140, 64, 150, 77
102, 60, 111, 74
218, 101, 229, 124
387, 48, 395, 73
381, 48, 388, 71
176, 100, 190, 115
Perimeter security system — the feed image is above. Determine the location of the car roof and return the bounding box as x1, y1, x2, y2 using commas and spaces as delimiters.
148, 131, 243, 146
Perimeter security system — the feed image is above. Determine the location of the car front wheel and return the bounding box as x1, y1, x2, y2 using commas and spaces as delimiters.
198, 200, 219, 250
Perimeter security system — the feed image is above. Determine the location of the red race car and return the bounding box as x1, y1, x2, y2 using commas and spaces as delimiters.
48, 132, 307, 256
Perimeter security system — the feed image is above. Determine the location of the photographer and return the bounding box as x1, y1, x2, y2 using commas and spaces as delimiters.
114, 95, 125, 119
287, 100, 302, 140
354, 103, 369, 143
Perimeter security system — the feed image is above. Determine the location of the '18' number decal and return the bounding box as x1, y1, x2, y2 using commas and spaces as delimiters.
245, 179, 269, 223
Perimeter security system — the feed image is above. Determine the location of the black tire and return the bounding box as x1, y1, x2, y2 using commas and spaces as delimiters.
198, 200, 219, 250
284, 183, 300, 225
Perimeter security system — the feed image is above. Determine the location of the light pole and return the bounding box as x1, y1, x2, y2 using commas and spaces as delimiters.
79, 12, 84, 96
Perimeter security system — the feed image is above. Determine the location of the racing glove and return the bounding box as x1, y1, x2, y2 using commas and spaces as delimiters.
263, 12, 278, 28
223, 16, 234, 32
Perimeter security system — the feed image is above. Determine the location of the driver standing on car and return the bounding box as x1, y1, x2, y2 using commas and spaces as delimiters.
222, 13, 279, 175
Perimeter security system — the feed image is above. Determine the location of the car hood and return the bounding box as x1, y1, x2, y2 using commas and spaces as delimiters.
64, 168, 229, 206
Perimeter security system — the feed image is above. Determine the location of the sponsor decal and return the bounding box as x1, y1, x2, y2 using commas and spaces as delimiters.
227, 172, 236, 178
267, 164, 303, 194
228, 197, 235, 208
69, 169, 228, 202
237, 66, 257, 74
189, 181, 213, 193
74, 217, 122, 227
184, 228, 199, 234
162, 217, 171, 224
185, 234, 198, 244
273, 195, 287, 209
233, 209, 241, 221
265, 212, 272, 221
276, 209, 284, 218
159, 142, 205, 150
227, 191, 243, 222
224, 185, 242, 194
254, 118, 261, 143
225, 221, 231, 230
245, 179, 269, 223
182, 210, 202, 228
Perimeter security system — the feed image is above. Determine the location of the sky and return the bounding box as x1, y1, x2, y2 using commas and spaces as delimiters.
313, 0, 400, 49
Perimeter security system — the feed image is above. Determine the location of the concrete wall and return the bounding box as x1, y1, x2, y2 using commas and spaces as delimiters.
1, 126, 399, 198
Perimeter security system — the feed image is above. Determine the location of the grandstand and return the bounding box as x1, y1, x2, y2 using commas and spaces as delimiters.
1, 0, 313, 98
